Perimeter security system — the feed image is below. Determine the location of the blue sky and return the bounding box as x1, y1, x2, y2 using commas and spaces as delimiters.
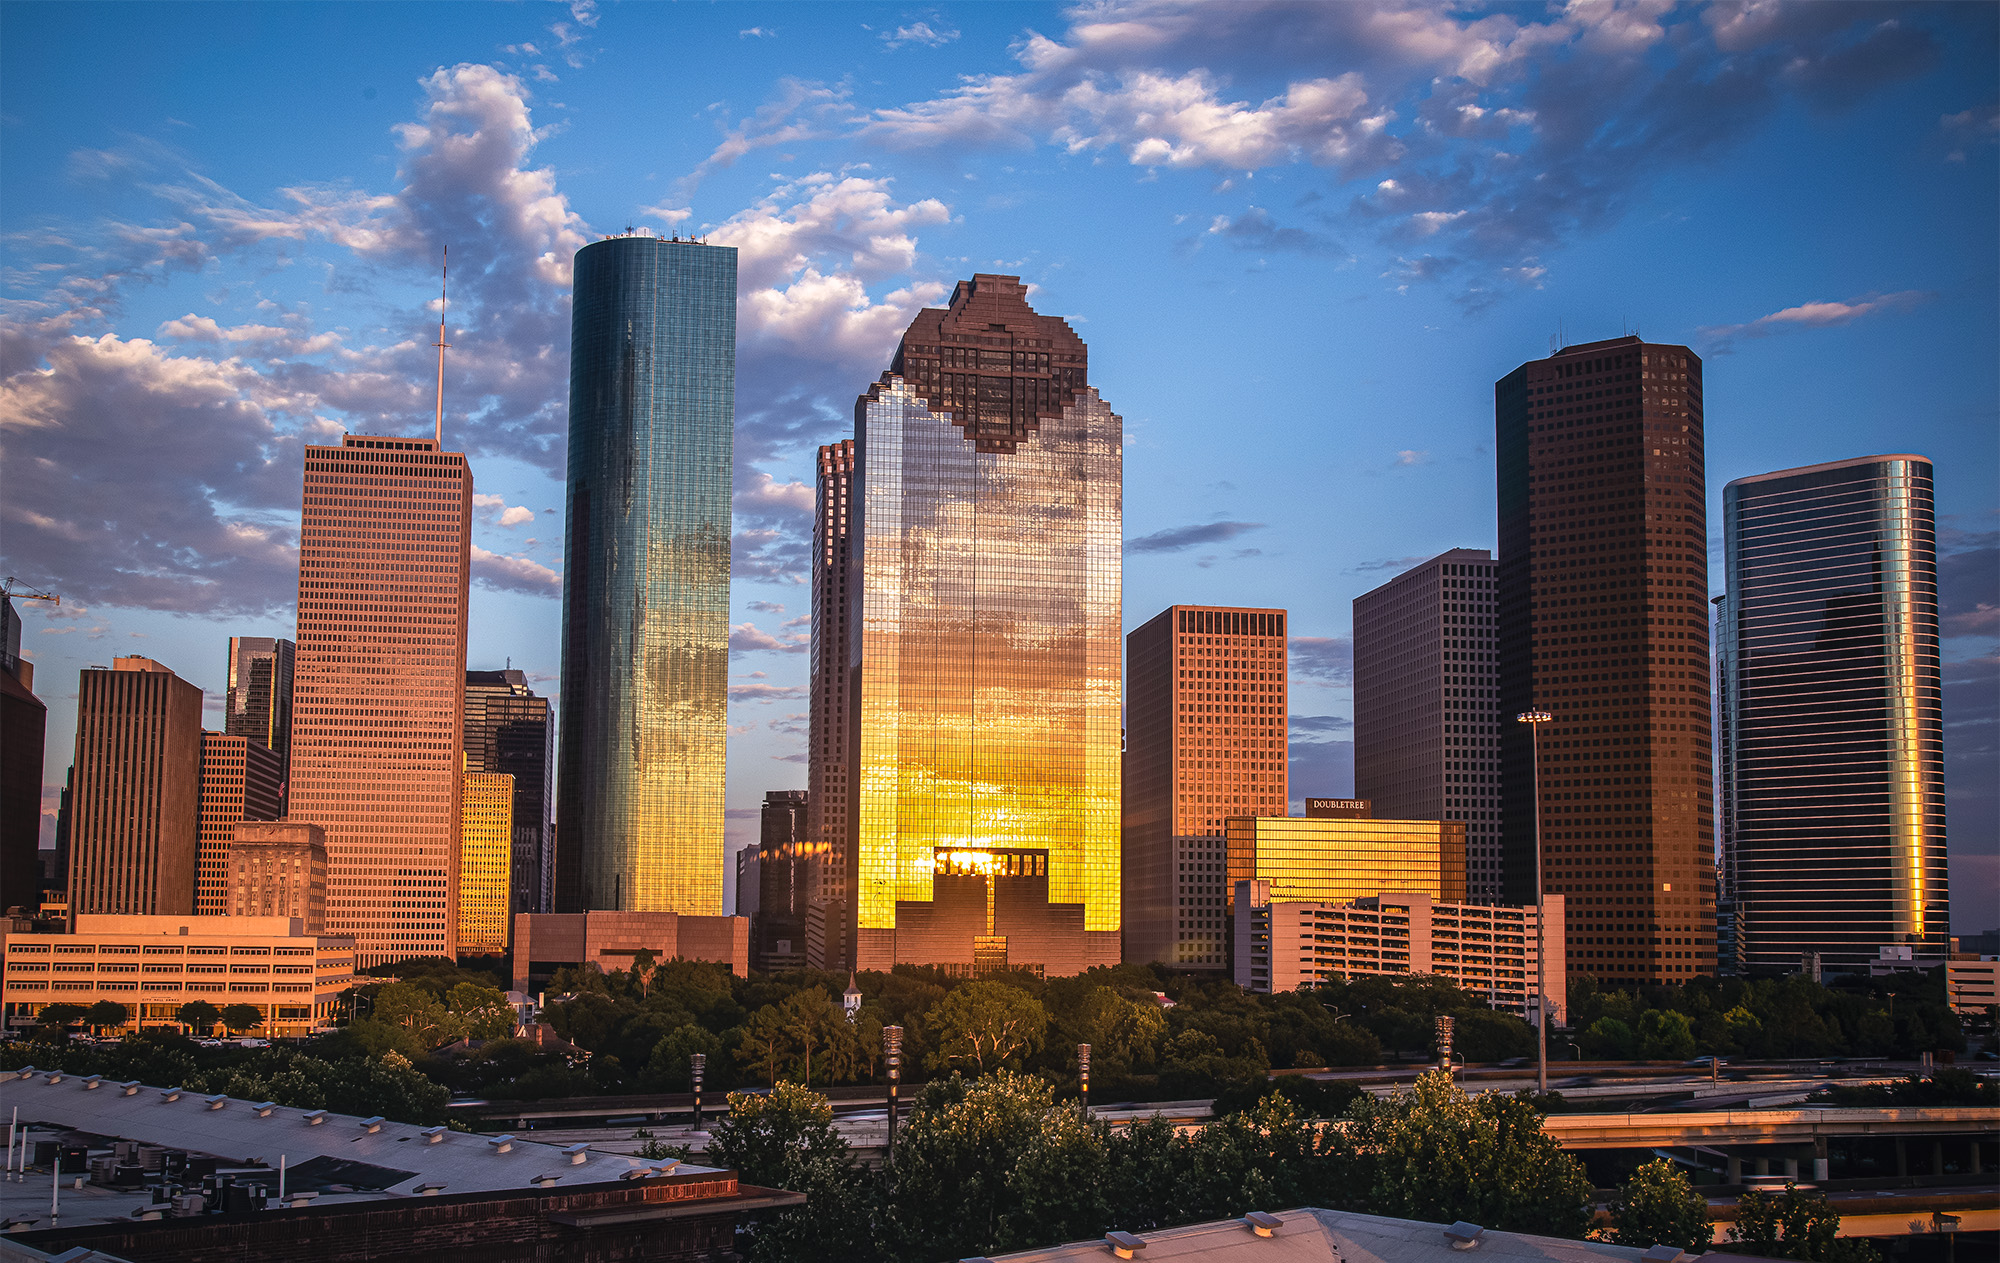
3, 1, 1994, 926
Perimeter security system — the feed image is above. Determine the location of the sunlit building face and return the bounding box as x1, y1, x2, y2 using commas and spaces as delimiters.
847, 275, 1122, 976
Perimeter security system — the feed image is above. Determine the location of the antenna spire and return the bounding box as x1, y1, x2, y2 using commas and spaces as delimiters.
433, 247, 451, 446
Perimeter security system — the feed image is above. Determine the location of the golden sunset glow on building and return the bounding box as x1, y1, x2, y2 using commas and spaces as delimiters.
458, 769, 514, 957
848, 275, 1122, 976
1224, 813, 1467, 913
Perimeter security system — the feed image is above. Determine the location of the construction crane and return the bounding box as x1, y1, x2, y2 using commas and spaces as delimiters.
1, 578, 59, 607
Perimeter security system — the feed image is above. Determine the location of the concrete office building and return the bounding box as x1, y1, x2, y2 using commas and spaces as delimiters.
226, 820, 328, 933
291, 434, 472, 966
195, 732, 283, 916
846, 275, 1122, 976
1495, 336, 1716, 984
1354, 550, 1501, 899
1124, 604, 1289, 970
806, 438, 856, 970
1720, 456, 1948, 971
464, 669, 552, 916
458, 770, 514, 956
68, 658, 204, 918
1237, 885, 1565, 1023
556, 233, 735, 917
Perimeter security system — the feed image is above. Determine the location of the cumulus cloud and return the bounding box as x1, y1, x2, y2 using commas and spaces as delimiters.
882, 22, 960, 50
730, 621, 809, 655
1940, 529, 1999, 639
1697, 290, 1934, 353
1126, 520, 1265, 553
1289, 636, 1353, 686
730, 681, 809, 703
470, 545, 561, 595
746, 600, 787, 614
473, 493, 536, 527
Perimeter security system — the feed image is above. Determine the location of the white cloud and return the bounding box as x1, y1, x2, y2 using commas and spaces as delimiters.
1697, 289, 1933, 352
882, 21, 960, 50
730, 622, 809, 655
473, 492, 536, 527
470, 545, 560, 595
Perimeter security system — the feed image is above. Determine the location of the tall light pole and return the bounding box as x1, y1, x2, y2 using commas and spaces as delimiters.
689, 1052, 706, 1134
1078, 1044, 1091, 1121
1517, 708, 1554, 1096
883, 1025, 903, 1156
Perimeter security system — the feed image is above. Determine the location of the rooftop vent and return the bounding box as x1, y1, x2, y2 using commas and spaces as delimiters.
205, 1095, 230, 1110
487, 1134, 516, 1153
43, 1072, 64, 1085
1244, 1211, 1284, 1238
421, 1126, 448, 1144
11, 1068, 35, 1080
81, 1075, 102, 1090
302, 1109, 329, 1125
529, 1173, 561, 1189
413, 1182, 447, 1196
119, 1081, 142, 1096
1106, 1231, 1148, 1259
560, 1142, 591, 1164
1445, 1222, 1487, 1250
358, 1116, 386, 1134
253, 1102, 278, 1117
160, 1087, 183, 1102
1640, 1248, 1686, 1263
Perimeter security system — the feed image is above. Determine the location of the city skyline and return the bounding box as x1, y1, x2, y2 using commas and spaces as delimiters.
2, 3, 1994, 926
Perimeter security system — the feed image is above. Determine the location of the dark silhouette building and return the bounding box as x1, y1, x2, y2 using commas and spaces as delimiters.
806, 439, 855, 971
755, 789, 808, 971
557, 233, 735, 916
1495, 336, 1716, 984
1720, 455, 1947, 971
465, 669, 553, 917
0, 596, 44, 914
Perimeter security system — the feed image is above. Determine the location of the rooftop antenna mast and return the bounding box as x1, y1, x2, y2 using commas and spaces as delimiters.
433, 247, 451, 446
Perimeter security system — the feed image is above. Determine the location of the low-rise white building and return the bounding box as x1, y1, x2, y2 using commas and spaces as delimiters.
1, 914, 354, 1036
1235, 883, 1565, 1027
1946, 955, 1998, 1018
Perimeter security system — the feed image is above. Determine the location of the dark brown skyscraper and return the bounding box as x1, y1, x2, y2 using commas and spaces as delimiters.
806, 439, 854, 971
756, 789, 809, 971
0, 597, 45, 914
1496, 336, 1715, 985
69, 657, 204, 917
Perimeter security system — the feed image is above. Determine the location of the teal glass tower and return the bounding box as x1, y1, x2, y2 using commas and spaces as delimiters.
556, 234, 735, 915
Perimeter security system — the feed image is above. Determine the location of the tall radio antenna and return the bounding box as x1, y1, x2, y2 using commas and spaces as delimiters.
433, 246, 451, 445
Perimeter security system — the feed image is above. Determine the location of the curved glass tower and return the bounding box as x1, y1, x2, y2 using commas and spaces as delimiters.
1721, 455, 1946, 970
556, 234, 735, 914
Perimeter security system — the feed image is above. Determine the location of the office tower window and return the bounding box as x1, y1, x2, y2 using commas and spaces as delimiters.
1125, 605, 1289, 970
1355, 550, 1501, 899
458, 771, 514, 957
291, 435, 472, 967
557, 234, 734, 915
1496, 336, 1716, 983
225, 637, 295, 787
196, 732, 283, 915
848, 275, 1121, 976
68, 657, 204, 916
1721, 456, 1946, 970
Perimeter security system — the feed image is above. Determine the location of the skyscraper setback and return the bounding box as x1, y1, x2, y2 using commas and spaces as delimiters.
557, 233, 735, 916
1124, 604, 1289, 970
1354, 550, 1502, 898
290, 434, 471, 966
806, 438, 855, 971
846, 275, 1122, 975
1720, 455, 1947, 970
1496, 336, 1716, 984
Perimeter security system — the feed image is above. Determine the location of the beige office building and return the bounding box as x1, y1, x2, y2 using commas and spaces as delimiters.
227, 820, 327, 933
1, 914, 354, 1036
197, 732, 284, 916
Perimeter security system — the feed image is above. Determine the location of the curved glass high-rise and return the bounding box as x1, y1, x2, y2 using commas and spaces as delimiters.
1720, 455, 1946, 970
556, 234, 735, 915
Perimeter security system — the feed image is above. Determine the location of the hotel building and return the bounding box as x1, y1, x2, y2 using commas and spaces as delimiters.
291, 434, 472, 966
1224, 810, 1467, 914
1354, 550, 1501, 898
1236, 885, 1565, 1024
556, 234, 734, 916
1720, 456, 1947, 970
68, 658, 204, 918
1495, 336, 1717, 983
847, 275, 1122, 976
1124, 605, 1289, 970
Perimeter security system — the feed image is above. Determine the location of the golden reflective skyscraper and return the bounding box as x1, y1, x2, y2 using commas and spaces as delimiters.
846, 275, 1121, 975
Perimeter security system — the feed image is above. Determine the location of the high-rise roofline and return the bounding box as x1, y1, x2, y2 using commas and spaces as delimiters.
1724, 453, 1933, 490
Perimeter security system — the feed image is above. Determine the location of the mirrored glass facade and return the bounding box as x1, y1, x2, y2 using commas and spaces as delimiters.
1721, 455, 1946, 970
849, 275, 1121, 975
556, 235, 735, 916
1224, 815, 1467, 911
464, 670, 552, 917
458, 770, 514, 956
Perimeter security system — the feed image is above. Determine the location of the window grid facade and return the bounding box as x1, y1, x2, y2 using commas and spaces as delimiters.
1496, 336, 1717, 985
196, 733, 283, 916
291, 434, 471, 968
462, 670, 551, 918
849, 276, 1121, 975
807, 439, 855, 970
556, 235, 734, 916
1224, 815, 1468, 912
457, 771, 514, 957
1124, 605, 1288, 971
1721, 455, 1946, 970
224, 636, 294, 794
227, 821, 327, 933
1355, 550, 1500, 898
68, 658, 204, 918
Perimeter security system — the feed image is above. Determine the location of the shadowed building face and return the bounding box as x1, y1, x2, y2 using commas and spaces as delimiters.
847, 275, 1122, 976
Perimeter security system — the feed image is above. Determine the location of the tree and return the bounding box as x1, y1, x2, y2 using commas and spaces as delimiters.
1606, 1159, 1714, 1253
35, 1003, 87, 1031
1347, 1070, 1593, 1238
177, 1000, 222, 1035
446, 981, 516, 1040
219, 1004, 265, 1035
884, 1071, 1058, 1260
923, 980, 1048, 1074
84, 1000, 131, 1035
1638, 1010, 1697, 1060
371, 982, 456, 1046
1730, 1184, 1881, 1263
708, 1081, 878, 1263
645, 1023, 723, 1092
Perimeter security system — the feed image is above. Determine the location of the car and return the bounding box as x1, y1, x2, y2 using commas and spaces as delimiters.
1683, 1056, 1727, 1068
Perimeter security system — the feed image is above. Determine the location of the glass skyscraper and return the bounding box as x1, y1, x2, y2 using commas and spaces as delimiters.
1720, 455, 1947, 970
847, 274, 1122, 976
464, 669, 552, 916
556, 233, 735, 916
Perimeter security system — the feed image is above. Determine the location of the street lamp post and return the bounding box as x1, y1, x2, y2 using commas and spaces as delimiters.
689, 1052, 705, 1134
1517, 708, 1554, 1096
883, 1025, 903, 1155
1078, 1043, 1091, 1121
1434, 1014, 1455, 1080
